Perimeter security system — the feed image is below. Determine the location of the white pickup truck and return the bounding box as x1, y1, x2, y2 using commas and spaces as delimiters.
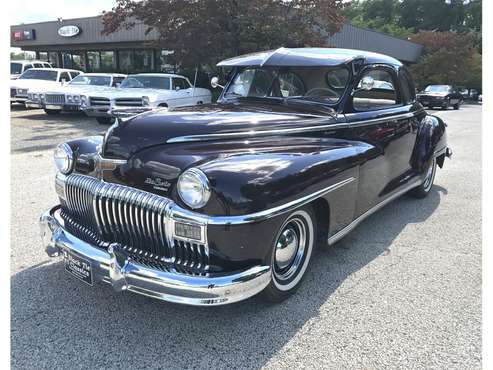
11, 68, 82, 105
26, 73, 127, 115
81, 73, 212, 124
11, 60, 53, 79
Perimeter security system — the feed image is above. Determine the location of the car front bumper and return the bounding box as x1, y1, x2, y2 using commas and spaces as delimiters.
82, 107, 112, 117
39, 206, 271, 306
25, 100, 43, 108
11, 96, 28, 103
44, 103, 81, 111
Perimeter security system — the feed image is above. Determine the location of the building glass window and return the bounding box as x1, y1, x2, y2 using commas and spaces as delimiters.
87, 51, 101, 72
118, 50, 133, 73
48, 52, 60, 67
134, 49, 153, 72
155, 49, 176, 73
100, 51, 116, 71
38, 52, 48, 62
71, 53, 84, 70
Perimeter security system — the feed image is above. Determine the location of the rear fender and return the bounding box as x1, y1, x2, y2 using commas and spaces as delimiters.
411, 115, 447, 173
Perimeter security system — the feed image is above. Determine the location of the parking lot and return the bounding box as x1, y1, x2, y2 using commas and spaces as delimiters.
11, 104, 481, 369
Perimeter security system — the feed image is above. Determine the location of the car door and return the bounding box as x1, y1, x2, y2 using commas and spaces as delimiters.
171, 77, 194, 106
342, 65, 422, 216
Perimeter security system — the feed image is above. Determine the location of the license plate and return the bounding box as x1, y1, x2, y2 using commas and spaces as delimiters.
63, 250, 93, 285
45, 104, 62, 110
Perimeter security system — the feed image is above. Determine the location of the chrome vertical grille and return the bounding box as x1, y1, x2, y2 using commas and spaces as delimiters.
45, 94, 65, 104
59, 174, 209, 274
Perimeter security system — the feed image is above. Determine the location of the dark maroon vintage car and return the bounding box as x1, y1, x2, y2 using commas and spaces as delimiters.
40, 48, 451, 306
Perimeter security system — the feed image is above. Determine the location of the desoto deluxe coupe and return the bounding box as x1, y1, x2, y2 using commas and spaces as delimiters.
40, 48, 451, 306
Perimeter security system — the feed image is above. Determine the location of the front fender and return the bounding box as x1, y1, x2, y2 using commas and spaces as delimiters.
411, 114, 447, 172
196, 137, 372, 216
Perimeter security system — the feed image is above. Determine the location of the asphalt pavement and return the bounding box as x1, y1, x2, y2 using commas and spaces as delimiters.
10, 104, 481, 370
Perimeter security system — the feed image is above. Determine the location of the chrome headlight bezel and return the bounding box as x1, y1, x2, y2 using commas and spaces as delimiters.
142, 96, 150, 106
54, 143, 74, 174
80, 95, 88, 107
177, 168, 211, 209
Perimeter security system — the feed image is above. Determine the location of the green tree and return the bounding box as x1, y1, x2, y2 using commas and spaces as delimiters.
409, 31, 482, 90
102, 0, 346, 71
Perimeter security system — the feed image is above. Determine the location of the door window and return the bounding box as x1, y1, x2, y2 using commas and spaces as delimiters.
172, 78, 191, 90
112, 76, 125, 87
353, 68, 398, 111
59, 72, 71, 82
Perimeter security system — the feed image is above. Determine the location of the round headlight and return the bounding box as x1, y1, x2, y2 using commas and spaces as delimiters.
73, 95, 80, 102
177, 168, 211, 209
142, 96, 150, 106
66, 95, 73, 102
54, 143, 74, 174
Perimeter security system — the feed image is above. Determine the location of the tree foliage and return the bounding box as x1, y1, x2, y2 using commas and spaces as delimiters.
102, 0, 346, 70
409, 31, 482, 90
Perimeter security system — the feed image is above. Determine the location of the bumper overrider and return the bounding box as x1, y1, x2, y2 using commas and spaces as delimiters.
39, 204, 271, 306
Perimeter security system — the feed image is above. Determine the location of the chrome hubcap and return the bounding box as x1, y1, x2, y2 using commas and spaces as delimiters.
275, 227, 299, 270
273, 217, 307, 282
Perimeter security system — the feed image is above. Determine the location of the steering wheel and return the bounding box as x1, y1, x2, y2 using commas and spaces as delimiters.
304, 87, 339, 99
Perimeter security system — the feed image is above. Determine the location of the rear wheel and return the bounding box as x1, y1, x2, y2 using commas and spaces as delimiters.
453, 100, 461, 110
410, 157, 437, 198
44, 109, 60, 115
261, 205, 316, 302
96, 116, 115, 125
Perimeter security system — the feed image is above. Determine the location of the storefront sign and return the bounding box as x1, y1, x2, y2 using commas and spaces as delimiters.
12, 29, 36, 41
58, 25, 80, 37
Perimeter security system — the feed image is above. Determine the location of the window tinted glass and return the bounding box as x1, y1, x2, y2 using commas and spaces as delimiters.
399, 68, 415, 103
69, 75, 111, 86
11, 62, 22, 74
424, 85, 450, 93
19, 69, 58, 81
112, 76, 125, 87
172, 78, 191, 90
59, 72, 71, 82
120, 75, 170, 89
225, 66, 350, 104
24, 64, 33, 71
353, 69, 398, 111
33, 63, 43, 68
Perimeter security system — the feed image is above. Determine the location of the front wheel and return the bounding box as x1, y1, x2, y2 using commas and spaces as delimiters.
409, 157, 437, 198
261, 205, 316, 302
453, 100, 461, 110
96, 116, 115, 125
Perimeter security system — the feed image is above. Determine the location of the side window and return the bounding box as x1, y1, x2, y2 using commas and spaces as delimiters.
59, 72, 71, 82
33, 63, 43, 68
353, 68, 398, 111
172, 78, 190, 90
398, 68, 415, 104
24, 64, 33, 71
70, 71, 81, 79
43, 63, 52, 68
112, 77, 125, 87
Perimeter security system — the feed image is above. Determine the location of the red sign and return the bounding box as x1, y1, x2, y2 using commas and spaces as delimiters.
12, 29, 36, 41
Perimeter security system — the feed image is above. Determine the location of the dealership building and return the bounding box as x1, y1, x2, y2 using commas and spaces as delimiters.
11, 16, 423, 73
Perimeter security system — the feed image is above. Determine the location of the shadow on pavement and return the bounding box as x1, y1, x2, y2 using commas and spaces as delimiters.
11, 186, 446, 369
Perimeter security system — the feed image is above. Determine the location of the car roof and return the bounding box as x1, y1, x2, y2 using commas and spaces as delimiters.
130, 73, 188, 79
27, 68, 81, 73
80, 73, 127, 77
12, 60, 51, 64
217, 47, 403, 68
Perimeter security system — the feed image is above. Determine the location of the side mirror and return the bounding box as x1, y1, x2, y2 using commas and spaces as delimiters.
211, 76, 224, 89
61, 78, 67, 84
360, 76, 374, 91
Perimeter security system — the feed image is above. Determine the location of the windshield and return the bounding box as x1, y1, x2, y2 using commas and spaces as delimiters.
19, 69, 58, 81
11, 62, 23, 74
69, 75, 111, 86
224, 66, 350, 105
424, 85, 450, 93
120, 75, 170, 89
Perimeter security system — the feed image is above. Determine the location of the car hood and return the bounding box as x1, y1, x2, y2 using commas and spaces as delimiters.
103, 100, 336, 159
87, 88, 169, 99
40, 85, 113, 95
11, 79, 61, 91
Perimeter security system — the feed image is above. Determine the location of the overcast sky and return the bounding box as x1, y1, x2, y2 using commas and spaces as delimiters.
10, 0, 116, 24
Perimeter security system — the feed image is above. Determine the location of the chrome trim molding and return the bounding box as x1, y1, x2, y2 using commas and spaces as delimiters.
328, 179, 421, 245
57, 173, 354, 226
40, 207, 271, 306
166, 112, 420, 144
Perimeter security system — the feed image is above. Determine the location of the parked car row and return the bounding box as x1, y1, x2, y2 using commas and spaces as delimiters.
10, 67, 213, 124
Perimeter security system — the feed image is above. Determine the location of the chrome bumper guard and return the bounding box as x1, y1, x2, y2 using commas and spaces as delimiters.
40, 206, 271, 306
110, 107, 154, 118
25, 101, 43, 108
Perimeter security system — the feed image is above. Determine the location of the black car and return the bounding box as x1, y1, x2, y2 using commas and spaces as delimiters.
40, 48, 451, 306
417, 84, 463, 110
